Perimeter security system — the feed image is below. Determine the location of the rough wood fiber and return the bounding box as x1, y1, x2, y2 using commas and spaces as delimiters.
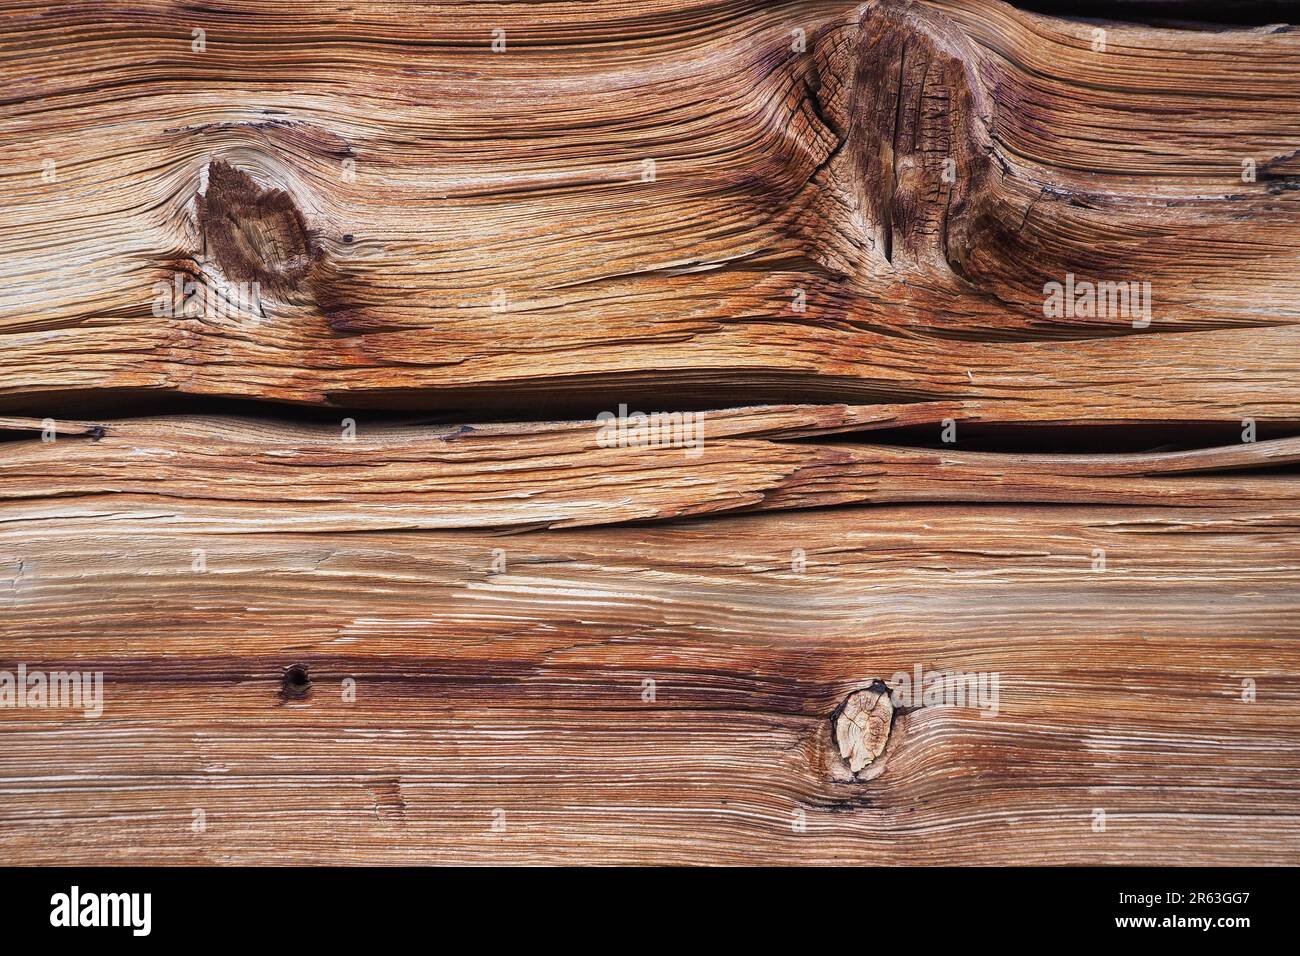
2, 0, 1299, 867
1, 0, 1298, 418
2, 410, 1300, 533
3, 506, 1300, 865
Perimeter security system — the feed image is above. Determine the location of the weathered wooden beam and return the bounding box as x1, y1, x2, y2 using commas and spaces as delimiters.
1, 0, 1297, 420
1, 409, 1299, 532
3, 505, 1298, 864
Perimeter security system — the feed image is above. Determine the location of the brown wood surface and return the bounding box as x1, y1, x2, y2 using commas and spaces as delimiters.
1, 0, 1299, 865
4, 505, 1300, 865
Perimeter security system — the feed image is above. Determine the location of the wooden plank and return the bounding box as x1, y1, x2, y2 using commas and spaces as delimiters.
1, 0, 1298, 419
2, 410, 1300, 533
3, 505, 1299, 864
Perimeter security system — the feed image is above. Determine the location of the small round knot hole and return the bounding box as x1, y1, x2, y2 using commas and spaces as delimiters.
281, 663, 311, 698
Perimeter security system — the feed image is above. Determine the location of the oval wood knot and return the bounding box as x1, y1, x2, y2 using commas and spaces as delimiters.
198, 160, 320, 295
833, 682, 894, 774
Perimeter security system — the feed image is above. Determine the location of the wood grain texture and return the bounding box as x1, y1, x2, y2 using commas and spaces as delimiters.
2, 0, 1298, 418
2, 0, 1299, 866
4, 505, 1300, 865
1, 410, 1300, 533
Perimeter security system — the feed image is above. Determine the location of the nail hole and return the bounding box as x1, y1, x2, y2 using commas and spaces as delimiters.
281, 663, 311, 698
